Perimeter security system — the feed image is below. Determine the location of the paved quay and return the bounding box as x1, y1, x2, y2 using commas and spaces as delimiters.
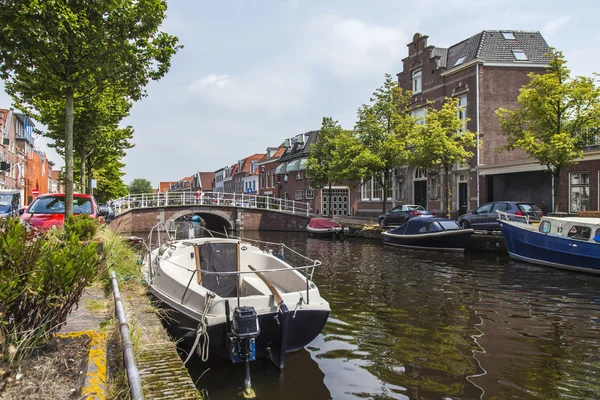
60, 284, 201, 399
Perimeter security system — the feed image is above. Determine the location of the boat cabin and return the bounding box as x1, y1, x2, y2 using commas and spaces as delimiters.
389, 217, 462, 235
537, 217, 600, 243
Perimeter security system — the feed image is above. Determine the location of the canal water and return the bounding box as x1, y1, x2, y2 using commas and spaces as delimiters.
176, 231, 600, 400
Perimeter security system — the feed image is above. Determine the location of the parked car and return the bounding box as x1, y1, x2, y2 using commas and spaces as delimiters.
0, 189, 21, 218
379, 204, 435, 226
20, 193, 100, 231
457, 201, 543, 231
98, 205, 116, 223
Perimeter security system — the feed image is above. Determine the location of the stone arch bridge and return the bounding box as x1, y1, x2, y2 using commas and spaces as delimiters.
109, 204, 311, 234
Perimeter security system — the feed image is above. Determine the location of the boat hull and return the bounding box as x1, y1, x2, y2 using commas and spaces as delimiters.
159, 301, 330, 366
500, 221, 600, 274
382, 229, 473, 252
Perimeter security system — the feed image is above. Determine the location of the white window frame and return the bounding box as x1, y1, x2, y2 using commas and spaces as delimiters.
306, 188, 314, 199
502, 32, 516, 40
457, 95, 467, 133
569, 172, 590, 214
513, 50, 528, 61
411, 107, 425, 125
296, 171, 303, 180
430, 177, 438, 199
271, 169, 275, 188
412, 69, 422, 94
295, 189, 303, 200
454, 55, 466, 66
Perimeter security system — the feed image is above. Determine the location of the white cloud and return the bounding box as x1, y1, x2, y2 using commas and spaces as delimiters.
543, 15, 571, 37
189, 74, 232, 89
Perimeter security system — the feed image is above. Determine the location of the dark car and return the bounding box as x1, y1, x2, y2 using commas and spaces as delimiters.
457, 201, 543, 230
379, 204, 435, 226
0, 190, 21, 218
20, 193, 100, 231
98, 205, 116, 222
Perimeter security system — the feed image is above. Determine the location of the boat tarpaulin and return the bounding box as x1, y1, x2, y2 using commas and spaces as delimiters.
308, 218, 342, 230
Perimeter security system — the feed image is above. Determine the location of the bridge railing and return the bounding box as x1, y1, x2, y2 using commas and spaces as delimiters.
109, 191, 312, 216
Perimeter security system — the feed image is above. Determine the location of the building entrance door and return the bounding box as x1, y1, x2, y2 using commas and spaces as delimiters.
459, 182, 468, 216
414, 181, 427, 207
322, 188, 349, 217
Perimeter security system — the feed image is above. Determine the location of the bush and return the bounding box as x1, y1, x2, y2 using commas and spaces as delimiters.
0, 217, 102, 364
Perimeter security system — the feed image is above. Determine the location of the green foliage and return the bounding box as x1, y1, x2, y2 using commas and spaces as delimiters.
410, 98, 477, 217
496, 50, 600, 211
128, 178, 154, 195
64, 215, 100, 242
354, 74, 414, 213
0, 0, 182, 217
307, 117, 362, 216
0, 217, 101, 364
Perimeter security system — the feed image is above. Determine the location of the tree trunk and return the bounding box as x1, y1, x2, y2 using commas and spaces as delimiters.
553, 168, 561, 212
444, 165, 450, 218
328, 181, 332, 217
79, 147, 86, 194
64, 87, 74, 218
87, 164, 93, 197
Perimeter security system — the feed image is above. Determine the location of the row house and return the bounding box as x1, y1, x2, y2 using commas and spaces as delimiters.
359, 30, 556, 217
214, 167, 226, 193
223, 164, 236, 194
168, 175, 193, 193
233, 154, 264, 194
258, 146, 286, 198
275, 132, 359, 217
1, 108, 55, 205
191, 171, 216, 193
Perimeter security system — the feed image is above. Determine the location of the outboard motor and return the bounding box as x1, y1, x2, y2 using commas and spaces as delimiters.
225, 302, 260, 398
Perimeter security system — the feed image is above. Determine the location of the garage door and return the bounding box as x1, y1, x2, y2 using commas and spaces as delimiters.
487, 171, 552, 214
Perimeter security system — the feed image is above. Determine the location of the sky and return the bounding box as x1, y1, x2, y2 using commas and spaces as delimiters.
1, 0, 599, 188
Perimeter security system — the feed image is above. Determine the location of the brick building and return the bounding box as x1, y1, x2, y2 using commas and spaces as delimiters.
276, 131, 359, 217
258, 146, 285, 198
359, 30, 556, 217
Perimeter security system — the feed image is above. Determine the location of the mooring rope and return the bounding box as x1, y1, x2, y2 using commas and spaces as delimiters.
184, 292, 215, 365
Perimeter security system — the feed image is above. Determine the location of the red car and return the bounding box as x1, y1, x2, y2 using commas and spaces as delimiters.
20, 193, 100, 230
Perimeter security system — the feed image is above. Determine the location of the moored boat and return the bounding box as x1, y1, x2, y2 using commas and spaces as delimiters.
382, 217, 474, 252
307, 217, 345, 237
143, 227, 330, 394
498, 211, 600, 274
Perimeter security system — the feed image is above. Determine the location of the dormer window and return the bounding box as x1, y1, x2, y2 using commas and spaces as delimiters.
412, 69, 422, 94
512, 50, 528, 61
502, 32, 516, 40
454, 55, 466, 66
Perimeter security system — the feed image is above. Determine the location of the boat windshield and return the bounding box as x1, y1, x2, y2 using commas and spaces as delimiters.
438, 220, 461, 231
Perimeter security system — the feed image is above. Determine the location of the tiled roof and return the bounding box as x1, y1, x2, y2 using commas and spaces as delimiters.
279, 131, 319, 162
435, 30, 551, 69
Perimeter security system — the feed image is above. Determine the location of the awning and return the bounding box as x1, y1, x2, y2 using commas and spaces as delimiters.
275, 163, 288, 175
286, 158, 308, 172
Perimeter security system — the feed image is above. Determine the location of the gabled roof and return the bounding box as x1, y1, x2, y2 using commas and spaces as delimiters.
435, 30, 551, 69
195, 171, 215, 190
234, 153, 265, 177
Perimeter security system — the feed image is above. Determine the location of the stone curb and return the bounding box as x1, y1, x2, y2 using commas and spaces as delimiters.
57, 330, 107, 400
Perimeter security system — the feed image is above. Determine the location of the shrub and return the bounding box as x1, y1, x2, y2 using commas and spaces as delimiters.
0, 217, 101, 364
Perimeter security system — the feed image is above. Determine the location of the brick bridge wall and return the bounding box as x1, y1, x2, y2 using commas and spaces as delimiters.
109, 205, 311, 234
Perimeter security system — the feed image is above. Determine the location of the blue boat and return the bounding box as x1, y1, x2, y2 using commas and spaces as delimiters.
499, 212, 600, 274
382, 217, 473, 252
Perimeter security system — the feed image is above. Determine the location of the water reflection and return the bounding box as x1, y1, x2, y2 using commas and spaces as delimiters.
148, 229, 600, 399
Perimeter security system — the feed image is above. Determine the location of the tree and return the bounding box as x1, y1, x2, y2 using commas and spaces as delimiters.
0, 0, 181, 217
410, 98, 476, 217
354, 74, 414, 214
94, 158, 129, 204
496, 50, 600, 212
29, 88, 134, 194
307, 117, 362, 217
129, 178, 154, 195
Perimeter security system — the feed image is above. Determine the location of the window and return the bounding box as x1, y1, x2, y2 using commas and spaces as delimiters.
412, 69, 422, 94
271, 169, 275, 188
411, 107, 425, 125
297, 171, 303, 180
361, 180, 371, 200
475, 203, 493, 214
502, 32, 516, 40
295, 189, 303, 200
430, 177, 438, 199
415, 167, 427, 180
512, 50, 528, 61
569, 172, 590, 213
457, 95, 467, 132
567, 225, 591, 241
539, 220, 551, 234
306, 189, 314, 199
454, 55, 466, 66
372, 179, 382, 200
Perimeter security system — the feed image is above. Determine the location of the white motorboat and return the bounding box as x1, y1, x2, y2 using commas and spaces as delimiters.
144, 230, 330, 380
